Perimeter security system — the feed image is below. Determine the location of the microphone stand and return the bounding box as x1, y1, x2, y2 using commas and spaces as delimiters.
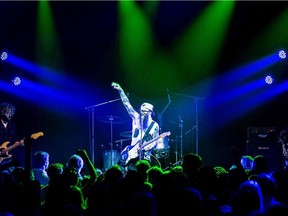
109, 116, 114, 168
158, 90, 172, 132
85, 97, 121, 165
139, 115, 144, 161
171, 92, 205, 155
172, 115, 184, 165
156, 91, 171, 169
179, 115, 184, 159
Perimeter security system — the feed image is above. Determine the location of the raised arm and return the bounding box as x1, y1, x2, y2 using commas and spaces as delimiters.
77, 149, 97, 185
111, 82, 137, 119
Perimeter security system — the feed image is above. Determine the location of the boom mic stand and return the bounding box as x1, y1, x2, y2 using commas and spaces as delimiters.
158, 89, 172, 132
179, 115, 184, 159
85, 97, 121, 165
171, 115, 184, 166
170, 92, 205, 155
173, 114, 183, 165
156, 90, 171, 169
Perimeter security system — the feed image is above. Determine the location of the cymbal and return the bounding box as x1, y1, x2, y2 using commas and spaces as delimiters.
97, 115, 126, 124
115, 138, 131, 143
120, 131, 132, 138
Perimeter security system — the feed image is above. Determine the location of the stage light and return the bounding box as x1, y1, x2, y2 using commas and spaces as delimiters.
278, 50, 286, 59
11, 76, 21, 86
265, 75, 273, 85
1, 52, 8, 61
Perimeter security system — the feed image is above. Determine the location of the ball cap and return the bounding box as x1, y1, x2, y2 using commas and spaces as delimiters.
140, 102, 154, 115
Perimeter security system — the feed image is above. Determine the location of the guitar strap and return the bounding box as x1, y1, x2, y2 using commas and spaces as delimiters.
142, 121, 155, 143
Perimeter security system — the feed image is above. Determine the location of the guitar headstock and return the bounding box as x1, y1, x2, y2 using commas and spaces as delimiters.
160, 131, 171, 138
31, 132, 44, 140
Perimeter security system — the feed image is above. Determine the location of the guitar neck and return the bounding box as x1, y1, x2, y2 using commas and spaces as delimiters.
6, 140, 23, 152
141, 135, 161, 148
140, 132, 170, 149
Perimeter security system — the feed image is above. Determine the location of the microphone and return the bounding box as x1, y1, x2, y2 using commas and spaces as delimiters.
140, 113, 147, 124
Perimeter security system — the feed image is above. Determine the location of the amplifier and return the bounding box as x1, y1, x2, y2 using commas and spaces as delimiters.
246, 127, 282, 171
247, 127, 278, 142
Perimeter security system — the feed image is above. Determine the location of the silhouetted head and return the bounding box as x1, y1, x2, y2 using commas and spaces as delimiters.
0, 102, 16, 122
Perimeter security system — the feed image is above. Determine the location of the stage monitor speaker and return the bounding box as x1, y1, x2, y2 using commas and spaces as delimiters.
246, 127, 282, 171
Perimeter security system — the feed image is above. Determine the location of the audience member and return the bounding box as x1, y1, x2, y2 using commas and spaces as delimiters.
181, 152, 202, 188
32, 151, 50, 188
249, 155, 268, 179
67, 154, 84, 181
241, 155, 254, 174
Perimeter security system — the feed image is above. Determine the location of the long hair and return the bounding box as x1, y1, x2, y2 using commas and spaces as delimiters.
0, 102, 16, 116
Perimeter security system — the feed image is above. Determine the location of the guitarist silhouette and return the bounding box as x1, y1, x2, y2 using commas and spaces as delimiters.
112, 82, 161, 170
0, 102, 19, 167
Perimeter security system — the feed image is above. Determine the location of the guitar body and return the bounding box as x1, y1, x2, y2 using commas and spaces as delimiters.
119, 131, 171, 167
119, 143, 140, 167
0, 141, 12, 163
0, 132, 44, 164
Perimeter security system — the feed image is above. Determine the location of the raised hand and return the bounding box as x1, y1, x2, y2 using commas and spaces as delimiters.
111, 82, 121, 91
76, 149, 89, 159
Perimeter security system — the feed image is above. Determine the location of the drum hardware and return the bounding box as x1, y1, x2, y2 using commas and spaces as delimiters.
153, 148, 170, 159
85, 97, 123, 165
97, 115, 126, 169
114, 138, 131, 152
178, 114, 183, 163
152, 148, 171, 170
169, 114, 184, 163
102, 150, 119, 172
162, 160, 182, 171
169, 92, 205, 155
150, 154, 161, 168
120, 131, 132, 138
97, 115, 126, 125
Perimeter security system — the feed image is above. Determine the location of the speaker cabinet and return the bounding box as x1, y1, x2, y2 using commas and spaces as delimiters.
246, 127, 282, 171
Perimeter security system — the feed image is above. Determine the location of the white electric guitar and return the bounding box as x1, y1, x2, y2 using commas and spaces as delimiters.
119, 131, 171, 167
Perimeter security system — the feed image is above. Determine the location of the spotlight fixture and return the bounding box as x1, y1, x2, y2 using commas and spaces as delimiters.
265, 75, 273, 85
278, 50, 286, 59
11, 76, 21, 86
1, 52, 8, 61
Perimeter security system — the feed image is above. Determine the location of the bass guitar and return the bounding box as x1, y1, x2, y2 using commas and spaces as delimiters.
119, 131, 171, 167
0, 132, 44, 164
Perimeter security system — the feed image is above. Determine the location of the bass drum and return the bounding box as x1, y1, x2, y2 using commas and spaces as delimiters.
152, 148, 170, 170
153, 136, 170, 159
153, 148, 170, 159
152, 136, 170, 169
150, 154, 162, 168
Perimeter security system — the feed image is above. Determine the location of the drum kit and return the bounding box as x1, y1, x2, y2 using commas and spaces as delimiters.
97, 115, 171, 171
97, 115, 126, 172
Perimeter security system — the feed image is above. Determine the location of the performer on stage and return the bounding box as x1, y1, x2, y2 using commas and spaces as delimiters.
111, 82, 161, 170
0, 102, 22, 169
279, 128, 288, 169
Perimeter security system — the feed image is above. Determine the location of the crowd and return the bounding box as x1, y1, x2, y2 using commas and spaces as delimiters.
1, 147, 288, 216
1, 96, 288, 216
